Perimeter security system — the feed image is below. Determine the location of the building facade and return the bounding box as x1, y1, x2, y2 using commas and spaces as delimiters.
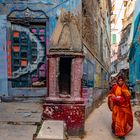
43, 0, 111, 135
117, 0, 135, 81
82, 0, 111, 108
0, 0, 111, 100
129, 0, 140, 93
0, 0, 82, 97
110, 0, 135, 82
0, 0, 111, 135
110, 0, 125, 75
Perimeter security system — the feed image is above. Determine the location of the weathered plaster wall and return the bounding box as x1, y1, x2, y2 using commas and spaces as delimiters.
81, 0, 111, 113
82, 0, 110, 78
43, 103, 85, 136
0, 0, 82, 96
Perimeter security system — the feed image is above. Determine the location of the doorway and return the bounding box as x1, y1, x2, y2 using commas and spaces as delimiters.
59, 57, 72, 95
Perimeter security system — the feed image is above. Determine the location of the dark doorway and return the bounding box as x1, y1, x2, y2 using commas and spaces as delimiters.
59, 57, 72, 95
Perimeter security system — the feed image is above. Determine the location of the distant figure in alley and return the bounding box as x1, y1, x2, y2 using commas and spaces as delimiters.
108, 76, 133, 140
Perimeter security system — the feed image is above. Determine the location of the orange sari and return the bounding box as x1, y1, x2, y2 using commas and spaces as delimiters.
108, 83, 133, 137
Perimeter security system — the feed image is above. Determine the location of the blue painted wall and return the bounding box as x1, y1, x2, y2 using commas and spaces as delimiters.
129, 12, 140, 92
0, 15, 8, 96
0, 0, 82, 96
135, 43, 140, 80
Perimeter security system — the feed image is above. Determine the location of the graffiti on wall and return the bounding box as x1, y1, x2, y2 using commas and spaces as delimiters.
11, 25, 47, 87
82, 59, 94, 105
82, 59, 94, 88
0, 0, 81, 92
7, 8, 49, 87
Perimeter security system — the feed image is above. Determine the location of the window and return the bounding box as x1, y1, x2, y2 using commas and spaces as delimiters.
111, 34, 117, 44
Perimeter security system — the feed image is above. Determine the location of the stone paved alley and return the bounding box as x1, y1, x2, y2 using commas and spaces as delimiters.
0, 101, 42, 140
0, 98, 140, 140
69, 98, 140, 140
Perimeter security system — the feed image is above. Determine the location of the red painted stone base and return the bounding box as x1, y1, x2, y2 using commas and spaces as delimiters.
42, 103, 85, 136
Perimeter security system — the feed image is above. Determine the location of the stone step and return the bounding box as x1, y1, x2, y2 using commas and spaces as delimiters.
36, 120, 65, 140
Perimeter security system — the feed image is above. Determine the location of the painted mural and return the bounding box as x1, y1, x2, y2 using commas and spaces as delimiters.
82, 59, 94, 88
6, 8, 48, 88
0, 0, 81, 90
82, 59, 94, 105
0, 0, 109, 98
0, 0, 80, 96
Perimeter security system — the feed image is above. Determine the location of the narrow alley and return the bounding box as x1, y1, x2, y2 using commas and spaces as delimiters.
0, 0, 140, 139
69, 98, 140, 140
1, 98, 140, 140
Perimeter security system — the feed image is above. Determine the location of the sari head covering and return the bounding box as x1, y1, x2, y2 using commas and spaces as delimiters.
117, 75, 124, 81
116, 75, 124, 85
108, 76, 133, 137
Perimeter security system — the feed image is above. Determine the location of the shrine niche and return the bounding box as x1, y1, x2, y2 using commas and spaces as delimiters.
7, 8, 49, 88
43, 10, 85, 136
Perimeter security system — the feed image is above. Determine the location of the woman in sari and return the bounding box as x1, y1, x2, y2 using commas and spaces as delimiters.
108, 76, 133, 140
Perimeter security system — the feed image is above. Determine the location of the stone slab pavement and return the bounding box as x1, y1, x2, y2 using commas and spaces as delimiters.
68, 98, 140, 140
36, 120, 65, 140
0, 98, 140, 140
0, 102, 43, 140
0, 102, 42, 123
0, 124, 37, 140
